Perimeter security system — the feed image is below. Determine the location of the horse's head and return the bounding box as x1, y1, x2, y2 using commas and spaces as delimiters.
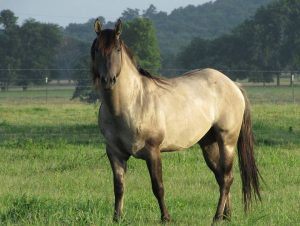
91, 19, 123, 90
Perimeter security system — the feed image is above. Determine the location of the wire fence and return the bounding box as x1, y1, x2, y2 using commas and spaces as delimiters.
0, 68, 299, 104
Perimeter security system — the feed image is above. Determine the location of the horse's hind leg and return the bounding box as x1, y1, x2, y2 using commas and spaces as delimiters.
213, 144, 234, 222
199, 128, 233, 221
214, 127, 239, 222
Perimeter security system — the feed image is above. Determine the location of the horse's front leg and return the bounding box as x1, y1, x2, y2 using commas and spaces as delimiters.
106, 148, 129, 222
145, 148, 170, 222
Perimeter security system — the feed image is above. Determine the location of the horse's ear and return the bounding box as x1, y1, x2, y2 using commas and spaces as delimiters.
94, 18, 102, 35
115, 19, 122, 38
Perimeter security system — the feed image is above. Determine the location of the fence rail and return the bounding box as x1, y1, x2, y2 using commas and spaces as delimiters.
1, 68, 300, 84
0, 69, 299, 104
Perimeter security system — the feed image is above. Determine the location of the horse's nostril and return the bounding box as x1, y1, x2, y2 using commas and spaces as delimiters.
101, 76, 108, 84
101, 76, 116, 86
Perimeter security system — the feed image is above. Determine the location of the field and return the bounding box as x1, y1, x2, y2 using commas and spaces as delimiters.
0, 86, 300, 225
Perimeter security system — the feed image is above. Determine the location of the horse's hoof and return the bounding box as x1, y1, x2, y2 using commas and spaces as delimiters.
223, 214, 231, 221
113, 215, 121, 222
211, 216, 222, 225
161, 214, 171, 223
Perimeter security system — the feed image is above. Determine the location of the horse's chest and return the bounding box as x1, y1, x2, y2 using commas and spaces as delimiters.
100, 117, 150, 156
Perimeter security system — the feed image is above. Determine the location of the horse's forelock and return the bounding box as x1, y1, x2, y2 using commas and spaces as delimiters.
98, 29, 120, 56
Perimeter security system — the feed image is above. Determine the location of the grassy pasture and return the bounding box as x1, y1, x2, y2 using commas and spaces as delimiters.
0, 87, 300, 225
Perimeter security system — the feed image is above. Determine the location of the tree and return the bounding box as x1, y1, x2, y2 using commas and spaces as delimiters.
54, 36, 90, 80
71, 55, 96, 101
143, 4, 158, 18
0, 10, 17, 31
0, 10, 63, 90
0, 10, 20, 90
17, 19, 62, 88
176, 38, 211, 70
177, 0, 300, 83
122, 18, 161, 74
121, 8, 140, 21
64, 17, 105, 43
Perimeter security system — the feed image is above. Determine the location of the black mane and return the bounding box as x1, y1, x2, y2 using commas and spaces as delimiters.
122, 44, 167, 84
137, 66, 152, 78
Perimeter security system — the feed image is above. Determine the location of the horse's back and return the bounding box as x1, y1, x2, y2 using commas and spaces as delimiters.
172, 68, 245, 111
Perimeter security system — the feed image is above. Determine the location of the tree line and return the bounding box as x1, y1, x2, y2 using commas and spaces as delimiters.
0, 10, 160, 93
176, 0, 300, 83
1, 0, 299, 94
62, 0, 273, 74
0, 10, 62, 90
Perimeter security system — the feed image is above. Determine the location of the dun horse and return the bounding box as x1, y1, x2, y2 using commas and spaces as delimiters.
91, 19, 261, 223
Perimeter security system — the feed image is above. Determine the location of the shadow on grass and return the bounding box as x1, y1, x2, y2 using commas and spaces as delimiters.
0, 194, 111, 225
253, 120, 300, 147
0, 123, 104, 148
1, 117, 299, 149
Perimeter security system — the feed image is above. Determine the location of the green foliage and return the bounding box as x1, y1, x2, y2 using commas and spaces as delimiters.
0, 10, 20, 90
0, 10, 17, 30
59, 0, 273, 73
109, 0, 273, 64
177, 0, 300, 82
70, 55, 98, 102
54, 36, 90, 79
121, 8, 140, 21
18, 19, 62, 87
147, 0, 273, 66
64, 17, 105, 44
0, 10, 63, 89
122, 18, 161, 74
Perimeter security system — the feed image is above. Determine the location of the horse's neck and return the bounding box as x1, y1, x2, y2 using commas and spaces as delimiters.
101, 53, 142, 116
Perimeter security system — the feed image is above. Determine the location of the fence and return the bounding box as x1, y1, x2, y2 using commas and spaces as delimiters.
0, 69, 299, 104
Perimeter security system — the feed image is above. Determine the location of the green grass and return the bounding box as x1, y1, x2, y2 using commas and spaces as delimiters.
0, 99, 300, 225
245, 86, 300, 104
0, 86, 75, 104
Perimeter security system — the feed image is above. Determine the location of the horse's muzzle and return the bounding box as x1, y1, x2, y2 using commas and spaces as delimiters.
101, 76, 116, 90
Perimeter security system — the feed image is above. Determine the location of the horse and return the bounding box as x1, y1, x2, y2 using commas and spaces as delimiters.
91, 19, 261, 224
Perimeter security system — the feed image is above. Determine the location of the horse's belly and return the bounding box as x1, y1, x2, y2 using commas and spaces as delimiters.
160, 117, 212, 151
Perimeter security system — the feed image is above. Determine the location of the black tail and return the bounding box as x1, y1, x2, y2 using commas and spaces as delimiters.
237, 88, 261, 211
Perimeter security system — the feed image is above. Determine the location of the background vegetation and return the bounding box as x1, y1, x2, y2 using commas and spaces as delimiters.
0, 10, 62, 90
62, 0, 274, 69
1, 0, 300, 99
177, 0, 300, 82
